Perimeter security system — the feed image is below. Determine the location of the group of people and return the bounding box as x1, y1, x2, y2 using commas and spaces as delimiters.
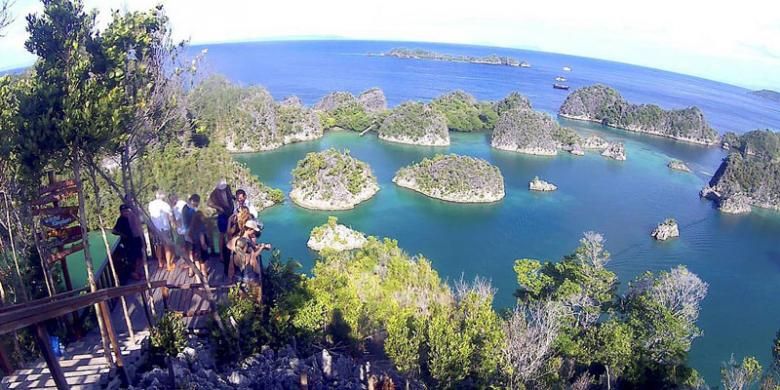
111, 180, 272, 297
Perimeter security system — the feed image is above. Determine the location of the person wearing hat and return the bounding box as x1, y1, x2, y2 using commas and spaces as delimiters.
228, 219, 271, 303
208, 178, 235, 271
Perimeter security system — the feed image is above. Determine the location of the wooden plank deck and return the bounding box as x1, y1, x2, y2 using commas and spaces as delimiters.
1, 255, 229, 389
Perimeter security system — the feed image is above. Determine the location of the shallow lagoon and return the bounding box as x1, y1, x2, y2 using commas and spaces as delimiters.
208, 39, 780, 384
237, 123, 780, 384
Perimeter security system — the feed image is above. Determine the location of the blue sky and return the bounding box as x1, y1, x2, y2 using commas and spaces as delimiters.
2, 0, 780, 90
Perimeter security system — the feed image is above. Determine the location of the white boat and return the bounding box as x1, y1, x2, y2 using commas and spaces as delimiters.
562, 66, 572, 72
520, 61, 531, 68
555, 76, 567, 82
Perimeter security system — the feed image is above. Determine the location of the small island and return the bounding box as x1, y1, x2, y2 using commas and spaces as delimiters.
380, 48, 525, 67
290, 149, 380, 210
601, 142, 627, 161
314, 89, 387, 132
702, 129, 780, 214
582, 135, 610, 150
651, 218, 680, 241
559, 84, 719, 145
308, 216, 368, 251
750, 89, 780, 103
378, 102, 449, 146
491, 108, 560, 156
668, 159, 691, 172
529, 176, 557, 192
393, 154, 505, 203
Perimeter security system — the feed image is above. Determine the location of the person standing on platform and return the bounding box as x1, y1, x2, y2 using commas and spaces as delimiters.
208, 179, 234, 272
112, 204, 145, 281
148, 190, 175, 272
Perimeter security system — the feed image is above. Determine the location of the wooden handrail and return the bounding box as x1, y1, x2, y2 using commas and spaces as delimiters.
0, 287, 89, 315
0, 280, 165, 335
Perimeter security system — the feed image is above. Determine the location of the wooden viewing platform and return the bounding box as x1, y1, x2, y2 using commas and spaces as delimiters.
1, 255, 231, 389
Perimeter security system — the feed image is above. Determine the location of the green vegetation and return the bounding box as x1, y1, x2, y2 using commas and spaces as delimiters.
722, 129, 780, 160
512, 232, 709, 388
393, 154, 505, 202
491, 108, 560, 154
560, 84, 719, 144
290, 149, 378, 209
150, 312, 187, 361
209, 252, 311, 365
377, 101, 448, 144
189, 75, 323, 151
315, 91, 384, 132
706, 130, 780, 212
493, 91, 532, 116
431, 90, 496, 132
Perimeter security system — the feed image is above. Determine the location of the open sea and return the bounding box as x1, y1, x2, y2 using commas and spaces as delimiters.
188, 40, 780, 385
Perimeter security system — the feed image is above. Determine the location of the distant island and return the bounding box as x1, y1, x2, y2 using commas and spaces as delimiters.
559, 84, 720, 145
750, 89, 780, 103
393, 154, 505, 203
378, 48, 529, 67
377, 101, 450, 146
702, 129, 780, 214
290, 149, 380, 210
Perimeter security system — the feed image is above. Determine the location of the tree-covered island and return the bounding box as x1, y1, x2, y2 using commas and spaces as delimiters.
559, 84, 720, 145
393, 154, 505, 203
377, 101, 450, 146
702, 129, 780, 213
290, 149, 380, 210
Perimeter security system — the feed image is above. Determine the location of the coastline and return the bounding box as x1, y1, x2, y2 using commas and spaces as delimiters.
393, 176, 505, 203
378, 133, 450, 147
492, 144, 558, 156
558, 113, 720, 146
289, 184, 380, 211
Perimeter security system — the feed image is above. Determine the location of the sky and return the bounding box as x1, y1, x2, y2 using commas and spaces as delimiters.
1, 0, 780, 90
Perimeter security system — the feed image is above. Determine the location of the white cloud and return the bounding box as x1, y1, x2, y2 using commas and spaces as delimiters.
1, 0, 779, 89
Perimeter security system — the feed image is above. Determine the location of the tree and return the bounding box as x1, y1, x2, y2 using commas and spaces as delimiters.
0, 0, 12, 36
503, 301, 565, 388
583, 320, 634, 390
23, 0, 117, 362
625, 266, 708, 369
721, 355, 762, 390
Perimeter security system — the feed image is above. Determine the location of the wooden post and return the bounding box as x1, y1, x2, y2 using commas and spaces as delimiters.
32, 323, 68, 390
98, 301, 128, 385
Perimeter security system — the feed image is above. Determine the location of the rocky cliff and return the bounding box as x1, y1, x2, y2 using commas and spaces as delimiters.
393, 154, 505, 203
529, 177, 557, 192
290, 149, 379, 210
314, 89, 386, 132
491, 108, 560, 156
378, 102, 450, 146
651, 218, 679, 240
601, 143, 627, 161
668, 159, 691, 172
559, 85, 719, 145
308, 217, 368, 251
188, 76, 324, 152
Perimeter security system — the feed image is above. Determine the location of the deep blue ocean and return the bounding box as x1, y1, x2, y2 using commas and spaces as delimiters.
192, 40, 780, 385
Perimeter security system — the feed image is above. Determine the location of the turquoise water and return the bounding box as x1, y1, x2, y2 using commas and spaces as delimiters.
211, 40, 780, 385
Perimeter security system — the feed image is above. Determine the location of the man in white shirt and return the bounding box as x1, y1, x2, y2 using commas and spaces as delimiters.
234, 189, 258, 218
148, 190, 175, 272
